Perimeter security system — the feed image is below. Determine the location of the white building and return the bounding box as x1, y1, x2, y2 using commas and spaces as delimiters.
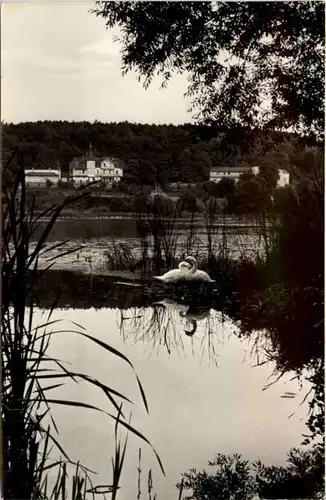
69, 144, 124, 185
25, 167, 61, 187
252, 166, 290, 187
210, 166, 253, 183
100, 157, 124, 183
210, 165, 290, 187
277, 169, 291, 187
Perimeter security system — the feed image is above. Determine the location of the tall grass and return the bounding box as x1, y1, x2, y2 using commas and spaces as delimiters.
143, 197, 182, 272
105, 196, 244, 277
2, 156, 164, 499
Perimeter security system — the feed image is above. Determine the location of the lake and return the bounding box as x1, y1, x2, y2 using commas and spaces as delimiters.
34, 299, 310, 499
27, 216, 314, 498
29, 216, 263, 274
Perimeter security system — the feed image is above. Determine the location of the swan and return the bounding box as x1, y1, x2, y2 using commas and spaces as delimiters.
154, 260, 191, 283
184, 256, 215, 283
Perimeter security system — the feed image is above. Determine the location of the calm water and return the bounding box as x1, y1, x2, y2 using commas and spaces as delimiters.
26, 216, 313, 497
35, 301, 310, 499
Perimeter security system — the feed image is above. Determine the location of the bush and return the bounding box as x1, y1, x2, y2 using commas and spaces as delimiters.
134, 193, 149, 213
209, 178, 236, 198
179, 190, 198, 212
109, 196, 132, 212
178, 448, 324, 500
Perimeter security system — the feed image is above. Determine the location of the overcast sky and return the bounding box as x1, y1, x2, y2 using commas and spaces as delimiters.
1, 1, 191, 125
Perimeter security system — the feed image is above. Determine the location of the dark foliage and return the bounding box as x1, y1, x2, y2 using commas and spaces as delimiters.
178, 447, 324, 499
2, 120, 222, 187
3, 121, 316, 192
93, 1, 324, 135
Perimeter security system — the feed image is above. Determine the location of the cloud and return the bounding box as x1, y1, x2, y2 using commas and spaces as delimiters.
1, 2, 190, 124
79, 34, 121, 58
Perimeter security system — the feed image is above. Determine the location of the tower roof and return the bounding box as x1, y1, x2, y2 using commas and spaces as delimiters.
86, 142, 96, 160
87, 142, 93, 157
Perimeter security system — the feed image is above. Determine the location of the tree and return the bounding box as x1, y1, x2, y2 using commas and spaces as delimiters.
235, 174, 271, 214
177, 448, 324, 500
134, 193, 149, 213
178, 453, 256, 500
254, 447, 324, 499
92, 1, 324, 135
179, 190, 198, 213
2, 167, 14, 190
125, 158, 141, 184
210, 178, 235, 199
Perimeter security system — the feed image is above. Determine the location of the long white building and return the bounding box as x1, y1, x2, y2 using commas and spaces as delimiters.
69, 144, 124, 185
25, 167, 61, 187
210, 165, 290, 187
210, 166, 253, 183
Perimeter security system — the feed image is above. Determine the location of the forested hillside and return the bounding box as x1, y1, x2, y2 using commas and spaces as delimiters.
2, 120, 309, 187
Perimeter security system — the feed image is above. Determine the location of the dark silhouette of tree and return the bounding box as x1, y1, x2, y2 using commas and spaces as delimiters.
235, 174, 271, 214
2, 121, 319, 194
210, 178, 236, 198
179, 190, 198, 213
92, 1, 324, 135
177, 448, 324, 499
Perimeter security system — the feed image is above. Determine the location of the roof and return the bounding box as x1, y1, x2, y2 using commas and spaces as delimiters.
98, 157, 124, 170
70, 155, 124, 170
26, 171, 60, 177
71, 158, 124, 171
86, 143, 97, 160
101, 157, 116, 163
70, 158, 90, 168
211, 166, 251, 173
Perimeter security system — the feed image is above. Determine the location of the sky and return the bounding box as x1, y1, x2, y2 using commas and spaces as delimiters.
1, 1, 191, 125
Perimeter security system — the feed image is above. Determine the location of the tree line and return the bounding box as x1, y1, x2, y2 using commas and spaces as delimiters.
2, 120, 316, 189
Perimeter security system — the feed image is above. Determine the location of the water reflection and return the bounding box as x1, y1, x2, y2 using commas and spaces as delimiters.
117, 292, 232, 367
39, 304, 311, 500
154, 299, 211, 336
27, 268, 324, 479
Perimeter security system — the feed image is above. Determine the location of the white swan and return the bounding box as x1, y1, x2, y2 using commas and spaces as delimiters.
184, 256, 215, 283
154, 260, 191, 283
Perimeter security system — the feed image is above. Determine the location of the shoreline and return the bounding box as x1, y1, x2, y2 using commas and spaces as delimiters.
33, 210, 257, 225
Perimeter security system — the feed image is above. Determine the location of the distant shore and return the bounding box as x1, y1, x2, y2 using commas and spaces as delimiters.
33, 209, 256, 226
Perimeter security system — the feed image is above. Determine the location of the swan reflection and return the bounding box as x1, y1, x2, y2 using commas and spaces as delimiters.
154, 299, 211, 336
117, 293, 226, 364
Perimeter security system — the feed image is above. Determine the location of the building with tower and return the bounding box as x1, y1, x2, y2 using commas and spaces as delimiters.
69, 144, 124, 185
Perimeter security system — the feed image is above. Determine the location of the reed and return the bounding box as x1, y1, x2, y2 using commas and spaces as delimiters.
2, 155, 164, 499
145, 197, 180, 272
131, 198, 240, 277
105, 241, 136, 271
